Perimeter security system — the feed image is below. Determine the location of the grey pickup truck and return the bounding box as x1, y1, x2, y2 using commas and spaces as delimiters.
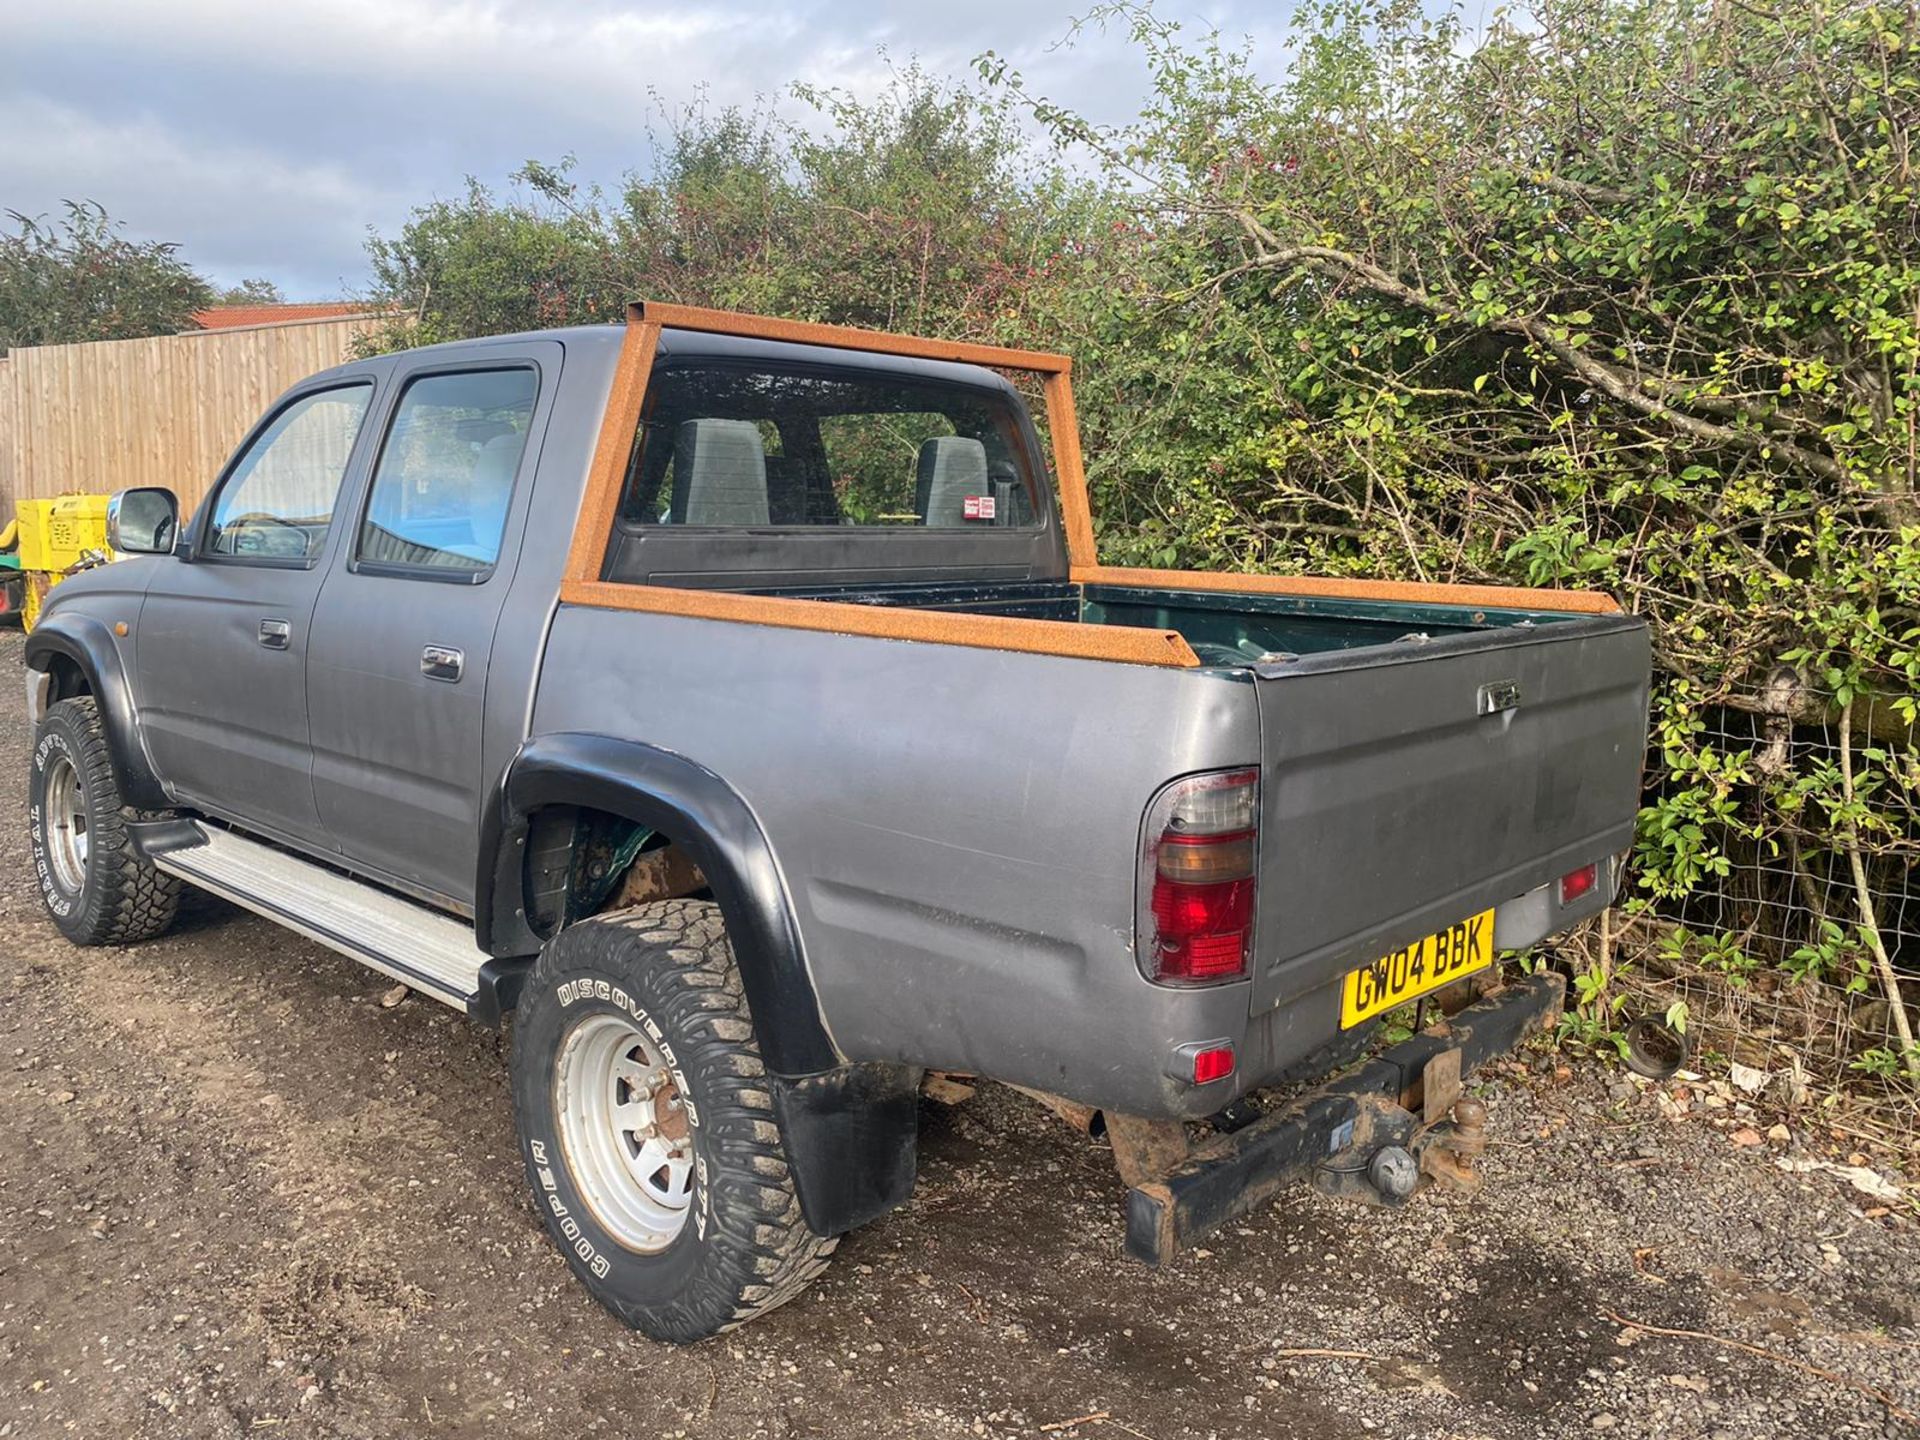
24, 302, 1649, 1342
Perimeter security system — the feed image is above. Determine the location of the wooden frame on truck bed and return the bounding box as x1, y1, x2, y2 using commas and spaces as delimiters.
558, 301, 1619, 664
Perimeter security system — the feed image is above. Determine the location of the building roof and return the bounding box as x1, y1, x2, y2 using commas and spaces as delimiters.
189, 302, 380, 331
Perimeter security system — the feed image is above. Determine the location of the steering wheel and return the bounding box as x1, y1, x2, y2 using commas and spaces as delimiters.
226, 512, 311, 558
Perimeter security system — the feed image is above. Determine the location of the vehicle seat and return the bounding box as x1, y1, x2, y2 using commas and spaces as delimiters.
764, 455, 810, 525
914, 436, 990, 526
672, 419, 769, 526
988, 460, 1034, 526
463, 432, 523, 561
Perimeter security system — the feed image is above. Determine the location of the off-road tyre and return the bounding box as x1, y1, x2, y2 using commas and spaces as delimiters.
510, 900, 836, 1342
28, 695, 181, 946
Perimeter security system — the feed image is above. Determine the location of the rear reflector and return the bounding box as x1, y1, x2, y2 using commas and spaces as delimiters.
1192, 1045, 1235, 1085
1559, 863, 1598, 904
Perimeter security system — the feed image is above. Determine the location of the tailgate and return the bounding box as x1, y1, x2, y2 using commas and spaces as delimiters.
1249, 614, 1649, 1013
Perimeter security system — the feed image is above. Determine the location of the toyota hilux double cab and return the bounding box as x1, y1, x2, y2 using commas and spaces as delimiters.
24, 302, 1649, 1342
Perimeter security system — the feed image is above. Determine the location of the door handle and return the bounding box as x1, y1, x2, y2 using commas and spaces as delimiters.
258, 618, 291, 650
421, 644, 464, 683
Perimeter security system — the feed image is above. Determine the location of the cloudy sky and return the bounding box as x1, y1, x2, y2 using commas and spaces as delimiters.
0, 0, 1319, 300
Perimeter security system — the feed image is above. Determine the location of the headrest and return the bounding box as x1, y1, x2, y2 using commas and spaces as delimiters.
472, 432, 522, 490
671, 419, 769, 526
914, 436, 990, 527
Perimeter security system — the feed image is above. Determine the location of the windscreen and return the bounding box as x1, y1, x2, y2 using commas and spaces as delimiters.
617, 360, 1042, 530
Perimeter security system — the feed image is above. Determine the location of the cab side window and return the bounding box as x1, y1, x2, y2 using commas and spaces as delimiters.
206, 383, 373, 561
357, 368, 537, 575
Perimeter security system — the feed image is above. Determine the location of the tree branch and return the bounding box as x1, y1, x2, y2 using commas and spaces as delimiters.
1226, 221, 1868, 495
1838, 700, 1920, 1086
1529, 172, 1631, 206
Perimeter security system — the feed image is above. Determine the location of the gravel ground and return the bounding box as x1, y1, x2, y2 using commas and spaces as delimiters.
0, 626, 1915, 1440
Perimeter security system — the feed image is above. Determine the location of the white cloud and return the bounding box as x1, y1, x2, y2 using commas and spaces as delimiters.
5, 0, 840, 138
0, 93, 407, 296
0, 0, 1313, 294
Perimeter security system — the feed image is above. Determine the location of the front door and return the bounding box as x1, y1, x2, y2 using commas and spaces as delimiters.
306, 351, 556, 904
136, 379, 380, 849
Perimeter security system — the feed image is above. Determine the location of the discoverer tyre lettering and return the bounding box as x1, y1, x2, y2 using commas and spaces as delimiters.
509, 900, 835, 1343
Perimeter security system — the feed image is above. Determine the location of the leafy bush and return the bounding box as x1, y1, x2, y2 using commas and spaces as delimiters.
1, 201, 214, 353
359, 69, 1103, 350
992, 0, 1920, 1080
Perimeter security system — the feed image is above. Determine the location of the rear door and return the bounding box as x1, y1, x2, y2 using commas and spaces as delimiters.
136, 378, 381, 849
305, 347, 558, 904
1249, 614, 1649, 1012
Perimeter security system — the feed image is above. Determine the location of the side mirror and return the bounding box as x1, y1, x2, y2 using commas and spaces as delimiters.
106, 487, 180, 556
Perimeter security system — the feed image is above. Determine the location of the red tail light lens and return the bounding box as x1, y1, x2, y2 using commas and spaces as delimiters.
1151, 873, 1256, 976
1139, 769, 1259, 985
1191, 1044, 1236, 1084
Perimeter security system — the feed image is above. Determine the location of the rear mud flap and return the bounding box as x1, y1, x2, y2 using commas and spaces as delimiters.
1125, 970, 1564, 1264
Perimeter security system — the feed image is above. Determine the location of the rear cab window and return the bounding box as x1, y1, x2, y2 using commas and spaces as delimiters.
619, 361, 1042, 531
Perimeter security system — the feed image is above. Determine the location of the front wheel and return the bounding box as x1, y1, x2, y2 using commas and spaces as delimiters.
28, 696, 180, 945
509, 900, 835, 1342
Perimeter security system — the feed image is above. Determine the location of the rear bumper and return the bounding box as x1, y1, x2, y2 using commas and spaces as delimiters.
1232, 868, 1613, 1100
1125, 970, 1564, 1263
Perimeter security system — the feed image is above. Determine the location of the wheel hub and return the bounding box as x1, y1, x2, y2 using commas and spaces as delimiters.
553, 1012, 695, 1252
43, 754, 90, 894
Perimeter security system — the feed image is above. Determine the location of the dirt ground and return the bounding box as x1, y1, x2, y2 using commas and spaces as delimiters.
0, 628, 1915, 1440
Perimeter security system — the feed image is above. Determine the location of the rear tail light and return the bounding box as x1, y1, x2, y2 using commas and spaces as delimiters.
1559, 862, 1598, 905
1138, 768, 1259, 984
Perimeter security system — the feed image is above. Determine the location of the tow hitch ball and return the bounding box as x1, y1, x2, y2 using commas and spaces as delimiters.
1315, 1096, 1489, 1207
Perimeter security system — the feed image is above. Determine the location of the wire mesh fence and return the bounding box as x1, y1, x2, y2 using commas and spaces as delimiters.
1556, 672, 1920, 1157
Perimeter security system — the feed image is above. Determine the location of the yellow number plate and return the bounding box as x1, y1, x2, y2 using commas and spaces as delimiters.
1340, 909, 1495, 1029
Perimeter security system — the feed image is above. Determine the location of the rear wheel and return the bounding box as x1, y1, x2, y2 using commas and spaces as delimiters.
509, 900, 835, 1342
28, 696, 180, 945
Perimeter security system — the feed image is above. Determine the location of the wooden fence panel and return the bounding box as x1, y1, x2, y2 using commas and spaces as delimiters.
0, 316, 380, 516
0, 357, 12, 511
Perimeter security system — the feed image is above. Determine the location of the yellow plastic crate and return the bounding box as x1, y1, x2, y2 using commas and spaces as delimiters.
17, 494, 110, 572
15, 494, 112, 630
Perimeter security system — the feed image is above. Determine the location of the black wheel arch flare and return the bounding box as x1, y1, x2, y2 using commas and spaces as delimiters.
479, 732, 840, 1080
480, 735, 919, 1236
24, 613, 170, 811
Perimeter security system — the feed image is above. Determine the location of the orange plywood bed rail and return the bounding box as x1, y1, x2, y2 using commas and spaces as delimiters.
1072, 565, 1622, 616
560, 580, 1201, 667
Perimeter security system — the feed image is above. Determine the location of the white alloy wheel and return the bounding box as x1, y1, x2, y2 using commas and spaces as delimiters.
553, 1012, 696, 1252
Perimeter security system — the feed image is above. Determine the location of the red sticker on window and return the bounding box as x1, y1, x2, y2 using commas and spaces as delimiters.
962, 495, 996, 520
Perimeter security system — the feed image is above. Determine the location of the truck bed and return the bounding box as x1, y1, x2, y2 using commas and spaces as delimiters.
751, 572, 1649, 1019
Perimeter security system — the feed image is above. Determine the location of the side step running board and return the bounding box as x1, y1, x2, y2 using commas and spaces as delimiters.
150, 824, 490, 1011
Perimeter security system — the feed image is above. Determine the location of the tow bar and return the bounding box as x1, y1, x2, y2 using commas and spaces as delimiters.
1124, 970, 1564, 1264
